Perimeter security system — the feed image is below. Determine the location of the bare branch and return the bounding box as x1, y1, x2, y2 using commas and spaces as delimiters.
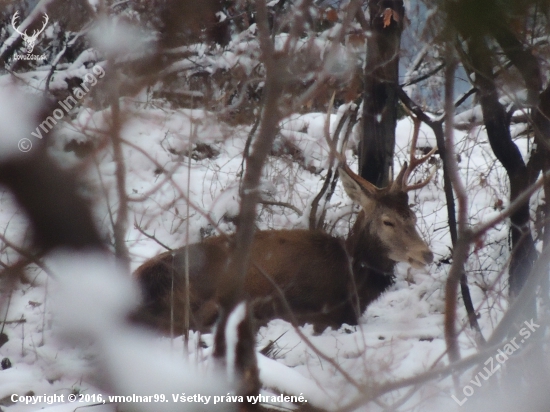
442, 47, 466, 365
473, 170, 550, 239
260, 200, 303, 217
109, 73, 130, 268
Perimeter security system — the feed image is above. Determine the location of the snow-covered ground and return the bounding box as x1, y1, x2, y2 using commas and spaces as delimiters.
0, 98, 531, 411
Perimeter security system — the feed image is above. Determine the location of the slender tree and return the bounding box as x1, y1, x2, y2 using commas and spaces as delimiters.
447, 0, 540, 296
360, 0, 404, 186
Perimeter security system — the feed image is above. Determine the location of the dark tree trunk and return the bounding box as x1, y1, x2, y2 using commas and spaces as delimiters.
533, 86, 550, 247
360, 0, 404, 186
466, 35, 538, 296
532, 84, 550, 308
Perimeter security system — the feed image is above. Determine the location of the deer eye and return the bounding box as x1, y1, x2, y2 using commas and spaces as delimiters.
383, 220, 395, 227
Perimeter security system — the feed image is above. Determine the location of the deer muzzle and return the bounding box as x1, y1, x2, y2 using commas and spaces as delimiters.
408, 249, 433, 268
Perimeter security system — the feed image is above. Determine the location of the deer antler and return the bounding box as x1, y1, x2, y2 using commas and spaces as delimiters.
30, 13, 49, 39
11, 11, 48, 39
395, 115, 437, 192
11, 11, 25, 36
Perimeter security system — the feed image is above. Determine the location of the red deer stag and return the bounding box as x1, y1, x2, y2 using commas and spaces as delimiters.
133, 131, 435, 334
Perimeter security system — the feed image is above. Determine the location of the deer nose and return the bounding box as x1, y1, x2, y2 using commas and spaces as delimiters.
423, 251, 434, 264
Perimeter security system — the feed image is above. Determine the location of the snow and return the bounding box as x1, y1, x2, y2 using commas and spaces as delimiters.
0, 95, 534, 411
0, 86, 43, 161
225, 302, 247, 380
68, 49, 103, 70
90, 18, 147, 57
48, 250, 226, 412
257, 354, 338, 410
48, 250, 139, 337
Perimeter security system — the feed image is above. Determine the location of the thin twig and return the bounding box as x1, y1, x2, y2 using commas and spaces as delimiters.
252, 262, 362, 391
473, 170, 550, 239
260, 200, 303, 217
133, 221, 172, 251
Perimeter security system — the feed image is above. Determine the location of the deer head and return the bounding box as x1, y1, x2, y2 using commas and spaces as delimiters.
12, 11, 49, 54
339, 116, 435, 269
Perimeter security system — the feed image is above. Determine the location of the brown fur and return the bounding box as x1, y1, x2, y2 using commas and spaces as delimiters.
132, 165, 433, 334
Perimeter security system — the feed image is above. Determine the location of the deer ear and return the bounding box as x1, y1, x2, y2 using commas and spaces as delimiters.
339, 164, 381, 207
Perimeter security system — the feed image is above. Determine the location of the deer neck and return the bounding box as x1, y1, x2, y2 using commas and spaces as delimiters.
345, 215, 396, 310
347, 218, 396, 274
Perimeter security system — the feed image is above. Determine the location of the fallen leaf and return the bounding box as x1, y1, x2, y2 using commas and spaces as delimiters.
383, 8, 393, 28
326, 8, 338, 22
382, 8, 400, 28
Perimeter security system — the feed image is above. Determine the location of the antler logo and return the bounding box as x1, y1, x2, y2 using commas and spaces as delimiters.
12, 11, 49, 54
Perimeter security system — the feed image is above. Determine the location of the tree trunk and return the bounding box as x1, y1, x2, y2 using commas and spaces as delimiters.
360, 0, 404, 186
532, 85, 550, 304
466, 35, 538, 296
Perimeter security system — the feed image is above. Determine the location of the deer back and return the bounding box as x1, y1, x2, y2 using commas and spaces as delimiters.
133, 230, 356, 333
